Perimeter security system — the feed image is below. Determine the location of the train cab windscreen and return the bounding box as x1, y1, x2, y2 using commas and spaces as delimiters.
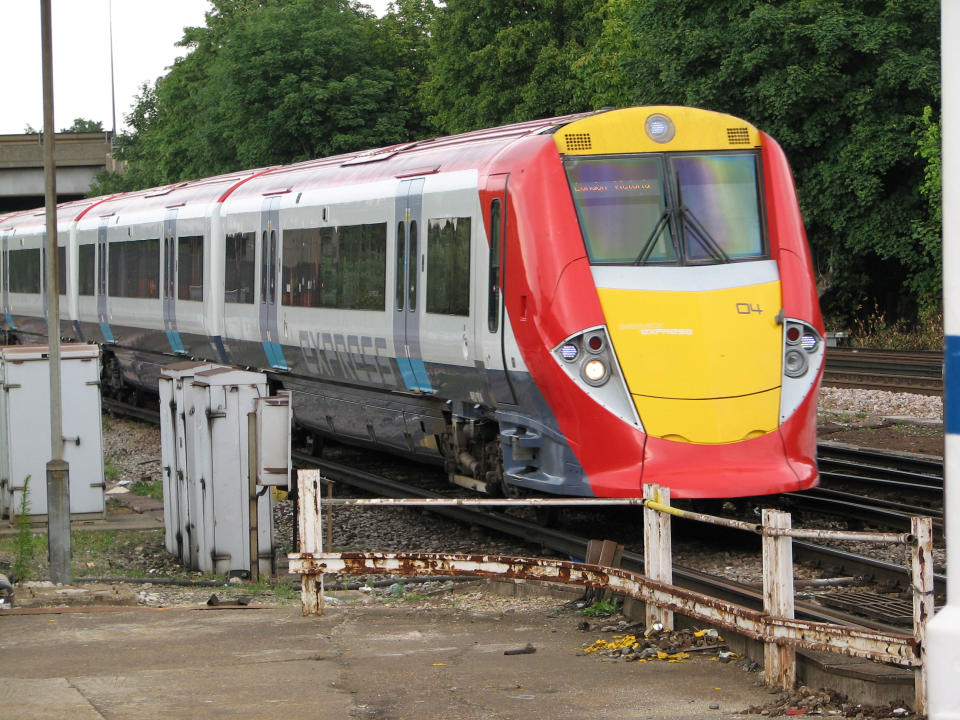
564, 152, 766, 265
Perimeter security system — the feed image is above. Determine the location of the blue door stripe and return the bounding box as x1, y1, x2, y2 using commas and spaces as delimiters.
166, 330, 186, 354
99, 322, 115, 344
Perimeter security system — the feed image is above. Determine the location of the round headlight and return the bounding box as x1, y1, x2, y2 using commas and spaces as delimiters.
644, 113, 675, 143
801, 334, 819, 352
785, 325, 801, 344
560, 342, 580, 362
784, 349, 808, 378
582, 358, 608, 385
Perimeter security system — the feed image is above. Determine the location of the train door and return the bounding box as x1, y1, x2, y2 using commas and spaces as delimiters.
392, 178, 433, 392
258, 197, 287, 369
162, 210, 185, 354
96, 218, 115, 343
479, 174, 517, 405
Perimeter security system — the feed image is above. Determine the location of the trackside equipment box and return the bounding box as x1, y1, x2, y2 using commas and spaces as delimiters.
0, 343, 105, 519
160, 363, 291, 577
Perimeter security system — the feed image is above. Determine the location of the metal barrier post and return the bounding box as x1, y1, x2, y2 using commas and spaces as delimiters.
762, 509, 796, 689
298, 469, 324, 615
911, 516, 934, 715
643, 484, 673, 630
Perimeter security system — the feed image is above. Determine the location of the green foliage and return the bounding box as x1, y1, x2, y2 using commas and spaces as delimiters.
100, 0, 418, 189
422, 0, 602, 134
130, 479, 163, 501
850, 304, 943, 351
578, 0, 940, 325
104, 460, 120, 483
579, 596, 621, 616
12, 476, 41, 584
61, 118, 105, 133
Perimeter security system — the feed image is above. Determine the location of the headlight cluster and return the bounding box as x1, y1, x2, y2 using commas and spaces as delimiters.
558, 330, 610, 386
783, 321, 819, 378
552, 326, 642, 431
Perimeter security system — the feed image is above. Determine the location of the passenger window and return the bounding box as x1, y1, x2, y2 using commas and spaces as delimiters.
108, 239, 160, 298
395, 222, 405, 311
57, 245, 66, 296
225, 232, 255, 303
281, 223, 387, 310
426, 216, 471, 316
177, 236, 203, 301
487, 201, 501, 332
78, 244, 96, 296
408, 221, 417, 312
8, 248, 41, 293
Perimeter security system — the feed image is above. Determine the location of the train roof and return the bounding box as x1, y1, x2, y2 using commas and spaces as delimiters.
0, 109, 599, 232
0, 195, 114, 236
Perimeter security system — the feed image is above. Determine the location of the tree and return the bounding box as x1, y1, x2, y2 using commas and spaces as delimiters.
98, 0, 419, 189
421, 0, 603, 134
61, 118, 104, 133
578, 0, 941, 324
379, 0, 439, 139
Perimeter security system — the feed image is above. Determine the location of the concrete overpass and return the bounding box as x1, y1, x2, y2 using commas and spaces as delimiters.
0, 132, 118, 213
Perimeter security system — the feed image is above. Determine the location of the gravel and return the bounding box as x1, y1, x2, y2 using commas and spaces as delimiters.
818, 386, 943, 423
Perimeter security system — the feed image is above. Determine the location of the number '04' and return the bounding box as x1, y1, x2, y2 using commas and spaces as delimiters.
736, 303, 762, 315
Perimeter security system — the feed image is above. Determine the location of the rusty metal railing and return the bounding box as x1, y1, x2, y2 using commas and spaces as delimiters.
288, 470, 934, 714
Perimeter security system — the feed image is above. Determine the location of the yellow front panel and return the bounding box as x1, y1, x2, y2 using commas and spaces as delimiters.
554, 106, 761, 156
598, 280, 783, 399
636, 390, 780, 444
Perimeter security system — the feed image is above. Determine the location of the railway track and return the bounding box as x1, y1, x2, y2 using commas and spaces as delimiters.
103, 397, 938, 630
789, 442, 945, 532
300, 452, 941, 633
823, 347, 943, 395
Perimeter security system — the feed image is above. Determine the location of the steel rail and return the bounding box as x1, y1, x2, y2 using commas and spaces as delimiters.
818, 441, 943, 477
784, 489, 943, 532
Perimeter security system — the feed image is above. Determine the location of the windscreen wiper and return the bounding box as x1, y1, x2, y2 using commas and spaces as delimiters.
633, 208, 675, 265
679, 206, 730, 263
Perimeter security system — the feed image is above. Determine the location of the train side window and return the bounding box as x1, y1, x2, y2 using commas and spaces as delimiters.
487, 200, 501, 332
177, 235, 204, 301
269, 230, 277, 300
339, 223, 386, 311
78, 244, 95, 296
109, 239, 160, 298
8, 248, 41, 293
408, 220, 417, 312
57, 244, 66, 296
282, 227, 320, 307
260, 230, 268, 302
395, 222, 405, 311
225, 231, 255, 303
426, 216, 471, 316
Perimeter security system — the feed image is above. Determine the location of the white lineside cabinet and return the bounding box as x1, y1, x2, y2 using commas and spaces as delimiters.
188, 367, 271, 576
159, 361, 219, 565
0, 344, 105, 518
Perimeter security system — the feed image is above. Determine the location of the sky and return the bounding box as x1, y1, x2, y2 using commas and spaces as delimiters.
0, 0, 392, 136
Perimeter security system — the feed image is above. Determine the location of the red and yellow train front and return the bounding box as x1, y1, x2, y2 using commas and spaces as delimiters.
528, 107, 823, 498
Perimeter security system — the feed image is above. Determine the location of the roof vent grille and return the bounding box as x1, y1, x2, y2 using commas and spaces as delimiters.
565, 132, 592, 152
727, 127, 750, 145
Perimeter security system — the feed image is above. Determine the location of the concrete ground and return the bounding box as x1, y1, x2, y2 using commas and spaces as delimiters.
0, 599, 773, 719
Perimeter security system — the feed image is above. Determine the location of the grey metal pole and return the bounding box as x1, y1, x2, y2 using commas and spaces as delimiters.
40, 0, 70, 585
108, 0, 117, 137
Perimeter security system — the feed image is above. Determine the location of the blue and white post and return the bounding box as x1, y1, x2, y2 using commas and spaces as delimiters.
928, 3, 960, 717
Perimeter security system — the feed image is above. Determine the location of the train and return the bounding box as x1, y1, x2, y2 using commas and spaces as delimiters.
0, 105, 824, 499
